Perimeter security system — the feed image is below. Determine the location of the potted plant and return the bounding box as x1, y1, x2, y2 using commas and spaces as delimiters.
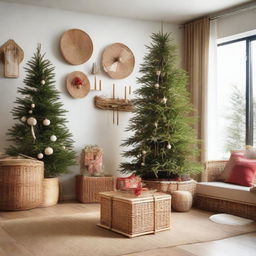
120, 32, 202, 194
6, 46, 76, 207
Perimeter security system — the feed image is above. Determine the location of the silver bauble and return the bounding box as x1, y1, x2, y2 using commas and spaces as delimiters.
44, 147, 53, 155
37, 153, 44, 159
43, 119, 51, 126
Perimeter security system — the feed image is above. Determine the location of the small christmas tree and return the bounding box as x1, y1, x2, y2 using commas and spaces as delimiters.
120, 32, 201, 179
6, 46, 76, 178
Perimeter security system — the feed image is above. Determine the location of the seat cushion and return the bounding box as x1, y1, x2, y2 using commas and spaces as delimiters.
196, 182, 256, 205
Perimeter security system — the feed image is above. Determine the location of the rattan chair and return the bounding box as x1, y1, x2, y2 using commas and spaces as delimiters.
194, 160, 256, 221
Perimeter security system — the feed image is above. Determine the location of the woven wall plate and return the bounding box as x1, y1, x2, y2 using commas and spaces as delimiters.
60, 29, 93, 65
66, 71, 90, 99
102, 43, 135, 79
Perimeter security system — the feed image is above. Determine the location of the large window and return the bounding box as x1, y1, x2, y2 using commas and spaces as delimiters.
211, 35, 256, 159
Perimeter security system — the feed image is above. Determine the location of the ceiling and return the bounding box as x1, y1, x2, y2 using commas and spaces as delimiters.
1, 0, 255, 24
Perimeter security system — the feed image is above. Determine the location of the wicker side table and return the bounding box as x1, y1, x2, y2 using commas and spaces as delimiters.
172, 190, 192, 212
76, 175, 116, 203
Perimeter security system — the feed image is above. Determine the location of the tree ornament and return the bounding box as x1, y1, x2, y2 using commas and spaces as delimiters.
31, 103, 35, 108
50, 135, 57, 142
43, 118, 50, 126
156, 70, 161, 76
141, 162, 145, 166
142, 150, 147, 155
44, 147, 53, 155
154, 83, 159, 89
154, 122, 158, 128
62, 145, 66, 150
37, 153, 44, 159
20, 116, 27, 122
27, 117, 37, 142
28, 110, 33, 114
41, 80, 45, 85
167, 143, 172, 149
27, 117, 37, 126
162, 97, 167, 104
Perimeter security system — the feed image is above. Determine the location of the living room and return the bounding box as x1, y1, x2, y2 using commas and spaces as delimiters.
0, 0, 255, 256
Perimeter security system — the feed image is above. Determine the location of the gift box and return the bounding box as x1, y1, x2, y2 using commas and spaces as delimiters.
80, 145, 103, 176
116, 173, 141, 191
98, 191, 171, 237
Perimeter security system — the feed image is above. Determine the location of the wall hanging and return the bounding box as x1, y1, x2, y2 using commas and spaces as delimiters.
66, 71, 90, 98
94, 84, 133, 125
91, 62, 102, 91
60, 29, 93, 65
0, 39, 24, 78
102, 43, 135, 79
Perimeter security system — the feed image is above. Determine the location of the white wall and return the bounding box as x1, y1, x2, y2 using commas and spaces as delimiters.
0, 2, 182, 199
217, 8, 256, 39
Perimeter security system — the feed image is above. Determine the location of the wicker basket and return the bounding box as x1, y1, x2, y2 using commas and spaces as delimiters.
76, 175, 116, 203
40, 177, 59, 207
0, 158, 44, 210
143, 179, 197, 196
98, 191, 171, 238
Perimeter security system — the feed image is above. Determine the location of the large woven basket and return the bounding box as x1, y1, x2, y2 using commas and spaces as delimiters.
76, 175, 116, 203
0, 157, 44, 210
143, 179, 197, 196
98, 191, 171, 237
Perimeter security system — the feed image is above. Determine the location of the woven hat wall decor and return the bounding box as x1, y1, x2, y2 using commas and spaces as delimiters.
102, 43, 135, 79
66, 71, 90, 98
60, 29, 93, 65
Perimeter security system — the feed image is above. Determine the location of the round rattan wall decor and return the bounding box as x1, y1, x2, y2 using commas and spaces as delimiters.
102, 43, 135, 79
60, 29, 93, 65
66, 71, 90, 99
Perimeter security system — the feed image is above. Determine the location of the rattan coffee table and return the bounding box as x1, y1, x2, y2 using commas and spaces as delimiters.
98, 191, 171, 237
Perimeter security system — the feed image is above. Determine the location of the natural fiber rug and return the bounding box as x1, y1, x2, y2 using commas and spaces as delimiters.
209, 213, 254, 225
0, 209, 255, 256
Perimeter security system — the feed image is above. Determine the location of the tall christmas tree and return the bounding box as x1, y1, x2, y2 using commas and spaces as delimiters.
120, 32, 201, 179
6, 46, 76, 178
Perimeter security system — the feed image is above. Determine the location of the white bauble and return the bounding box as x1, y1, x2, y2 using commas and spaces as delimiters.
31, 103, 35, 108
167, 143, 172, 149
154, 122, 158, 128
154, 83, 159, 89
50, 135, 57, 142
62, 146, 66, 150
21, 116, 27, 122
27, 117, 37, 126
162, 97, 167, 104
41, 80, 45, 85
142, 150, 147, 155
156, 70, 161, 76
44, 147, 53, 155
37, 153, 44, 159
43, 119, 50, 126
141, 162, 145, 166
28, 110, 33, 114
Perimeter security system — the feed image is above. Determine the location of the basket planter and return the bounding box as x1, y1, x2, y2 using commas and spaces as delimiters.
143, 179, 197, 196
40, 177, 59, 207
76, 175, 116, 203
0, 158, 44, 210
98, 191, 171, 238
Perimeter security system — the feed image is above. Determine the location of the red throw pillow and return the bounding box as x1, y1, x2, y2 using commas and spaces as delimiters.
226, 158, 256, 187
218, 152, 244, 181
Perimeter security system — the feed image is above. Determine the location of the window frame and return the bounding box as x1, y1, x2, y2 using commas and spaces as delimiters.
218, 35, 256, 145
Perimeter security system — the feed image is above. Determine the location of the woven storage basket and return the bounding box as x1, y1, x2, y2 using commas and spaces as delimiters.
0, 158, 44, 210
76, 175, 116, 203
143, 179, 197, 196
98, 191, 171, 238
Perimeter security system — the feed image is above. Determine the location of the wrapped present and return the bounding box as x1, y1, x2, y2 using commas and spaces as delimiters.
116, 173, 142, 194
80, 145, 103, 176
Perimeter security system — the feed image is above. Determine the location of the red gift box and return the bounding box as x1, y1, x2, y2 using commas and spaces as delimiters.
116, 173, 142, 192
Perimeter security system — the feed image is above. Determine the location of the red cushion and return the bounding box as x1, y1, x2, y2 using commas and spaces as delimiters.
218, 152, 244, 181
226, 158, 256, 187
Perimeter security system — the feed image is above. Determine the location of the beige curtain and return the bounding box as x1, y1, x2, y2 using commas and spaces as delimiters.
184, 17, 210, 163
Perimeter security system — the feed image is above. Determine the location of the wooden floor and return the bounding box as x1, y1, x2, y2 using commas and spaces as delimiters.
0, 201, 255, 256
